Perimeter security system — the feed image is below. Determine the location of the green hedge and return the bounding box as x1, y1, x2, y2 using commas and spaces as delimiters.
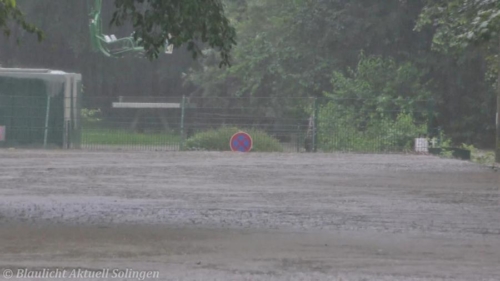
185, 127, 283, 152
318, 102, 427, 152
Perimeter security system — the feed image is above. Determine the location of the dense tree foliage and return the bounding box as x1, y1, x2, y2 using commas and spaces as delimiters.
0, 0, 41, 40
416, 0, 500, 52
325, 54, 432, 119
0, 0, 497, 152
416, 0, 500, 160
111, 0, 236, 65
186, 0, 496, 147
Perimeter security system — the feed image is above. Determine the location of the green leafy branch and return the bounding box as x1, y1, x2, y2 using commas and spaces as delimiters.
0, 0, 43, 41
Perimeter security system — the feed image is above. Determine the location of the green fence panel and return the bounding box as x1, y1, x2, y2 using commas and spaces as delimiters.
0, 77, 65, 148
78, 96, 436, 153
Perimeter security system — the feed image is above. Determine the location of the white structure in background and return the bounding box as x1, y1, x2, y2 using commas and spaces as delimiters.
0, 68, 82, 148
414, 137, 429, 153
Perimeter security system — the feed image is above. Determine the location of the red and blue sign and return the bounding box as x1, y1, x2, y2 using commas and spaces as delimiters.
230, 131, 253, 152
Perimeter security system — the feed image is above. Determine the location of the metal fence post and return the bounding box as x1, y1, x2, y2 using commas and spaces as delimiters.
43, 95, 51, 149
297, 125, 301, 153
313, 98, 319, 153
180, 95, 186, 151
437, 127, 442, 147
66, 120, 71, 149
427, 99, 435, 138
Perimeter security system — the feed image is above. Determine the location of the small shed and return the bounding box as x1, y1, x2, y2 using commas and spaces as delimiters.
0, 68, 82, 148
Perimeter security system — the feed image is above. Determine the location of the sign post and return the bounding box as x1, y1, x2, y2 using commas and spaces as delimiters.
230, 132, 253, 152
0, 126, 5, 142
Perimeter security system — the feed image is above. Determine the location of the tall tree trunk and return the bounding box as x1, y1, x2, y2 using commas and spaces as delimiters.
496, 39, 500, 163
496, 69, 500, 162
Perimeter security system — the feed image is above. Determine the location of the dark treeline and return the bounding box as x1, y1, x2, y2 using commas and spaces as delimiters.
0, 0, 497, 148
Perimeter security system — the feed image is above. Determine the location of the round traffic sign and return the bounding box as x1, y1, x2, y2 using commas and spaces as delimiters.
230, 132, 253, 152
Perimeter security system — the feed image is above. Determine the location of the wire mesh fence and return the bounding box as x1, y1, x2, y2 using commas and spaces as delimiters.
79, 96, 182, 151
0, 93, 436, 153
77, 96, 434, 153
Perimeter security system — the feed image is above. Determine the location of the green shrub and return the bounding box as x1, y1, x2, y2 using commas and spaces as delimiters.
318, 102, 427, 152
185, 127, 283, 152
383, 113, 428, 150
81, 108, 102, 128
461, 143, 495, 165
